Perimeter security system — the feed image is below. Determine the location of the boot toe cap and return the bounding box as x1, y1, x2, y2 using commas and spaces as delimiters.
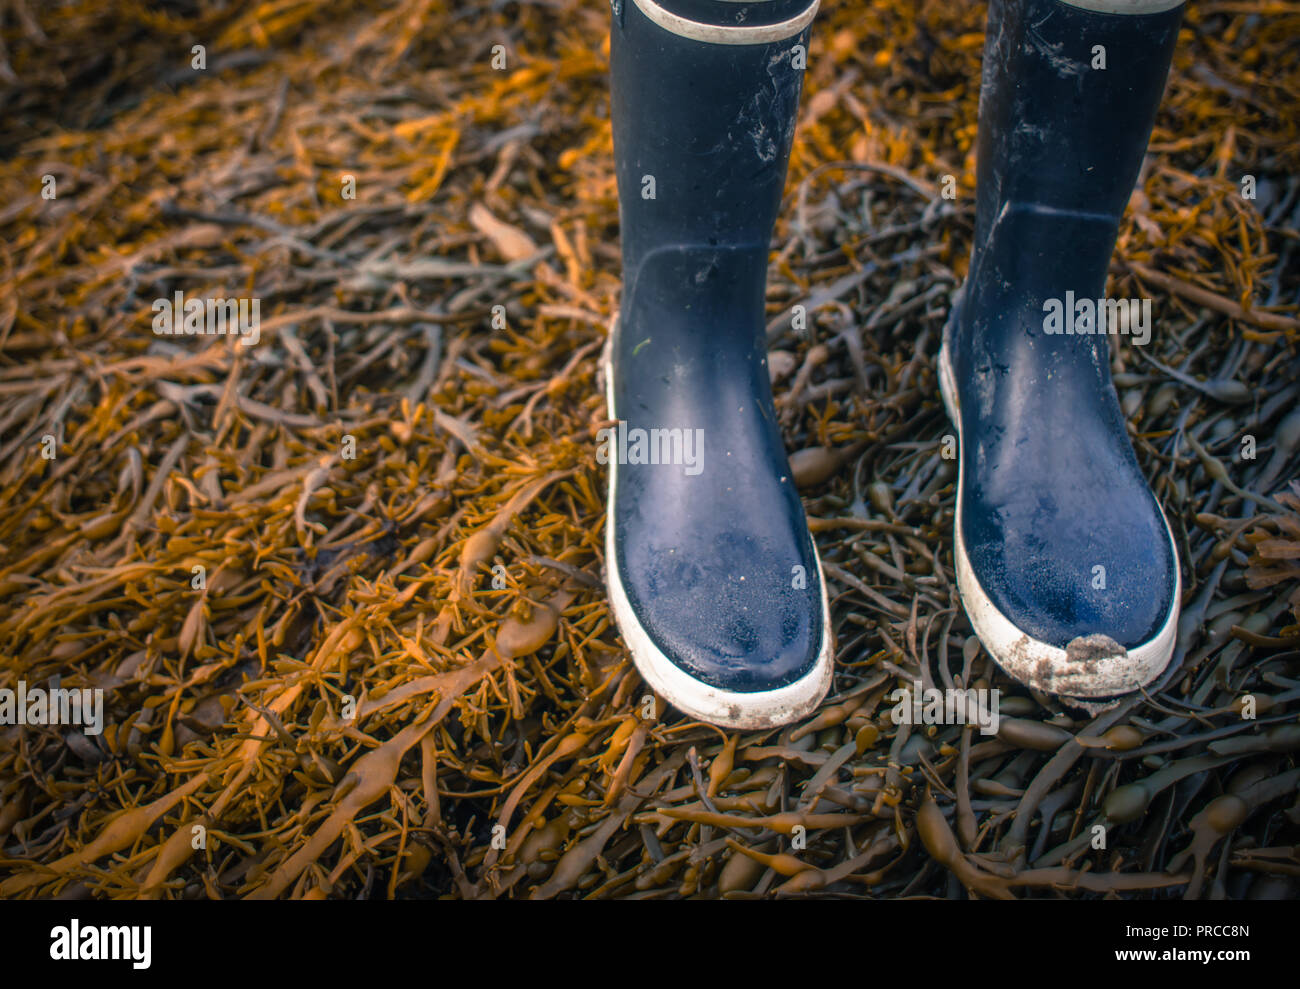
963, 497, 1178, 650
618, 525, 826, 694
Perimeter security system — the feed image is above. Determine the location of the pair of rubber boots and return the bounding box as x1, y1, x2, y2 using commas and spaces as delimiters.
603, 0, 1185, 728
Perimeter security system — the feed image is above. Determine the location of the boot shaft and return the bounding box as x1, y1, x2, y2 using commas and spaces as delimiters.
958, 0, 1185, 374
610, 0, 818, 288
974, 0, 1183, 244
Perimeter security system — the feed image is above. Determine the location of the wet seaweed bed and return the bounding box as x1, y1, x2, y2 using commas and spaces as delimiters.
0, 0, 1298, 899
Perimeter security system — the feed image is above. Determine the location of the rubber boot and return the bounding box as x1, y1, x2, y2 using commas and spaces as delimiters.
604, 0, 832, 728
938, 0, 1185, 706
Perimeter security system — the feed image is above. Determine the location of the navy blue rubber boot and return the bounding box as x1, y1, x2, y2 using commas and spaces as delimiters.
940, 0, 1185, 705
604, 0, 832, 728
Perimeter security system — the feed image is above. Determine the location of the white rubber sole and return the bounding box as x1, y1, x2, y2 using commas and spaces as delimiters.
937, 339, 1180, 700
600, 323, 834, 729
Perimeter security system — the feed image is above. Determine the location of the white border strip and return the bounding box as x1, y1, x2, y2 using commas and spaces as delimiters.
631, 0, 819, 45
1057, 0, 1184, 13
